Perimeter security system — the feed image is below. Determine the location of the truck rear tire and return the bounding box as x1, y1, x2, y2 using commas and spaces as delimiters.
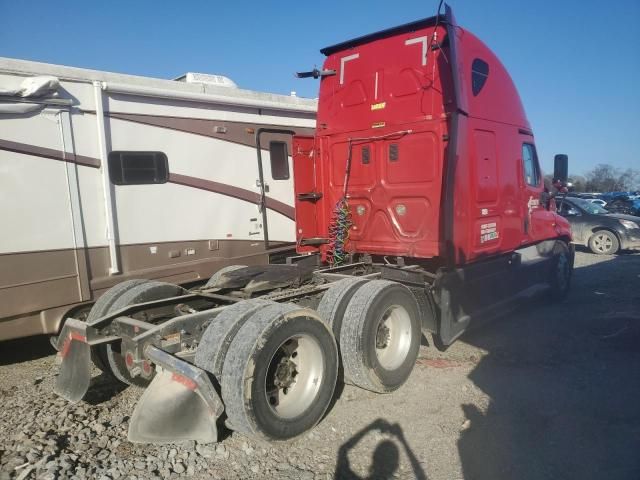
221, 303, 338, 441
340, 280, 421, 393
316, 277, 368, 340
86, 279, 151, 373
204, 265, 248, 288
589, 230, 619, 255
102, 281, 185, 387
194, 298, 274, 379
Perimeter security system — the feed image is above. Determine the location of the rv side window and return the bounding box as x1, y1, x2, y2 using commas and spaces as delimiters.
269, 141, 290, 180
522, 144, 541, 187
471, 58, 489, 96
108, 151, 169, 185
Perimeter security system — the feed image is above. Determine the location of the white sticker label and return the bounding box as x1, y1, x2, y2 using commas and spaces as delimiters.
480, 222, 499, 243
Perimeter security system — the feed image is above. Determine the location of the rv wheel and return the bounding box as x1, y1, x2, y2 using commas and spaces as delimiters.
316, 277, 369, 340
86, 279, 151, 372
340, 280, 421, 393
204, 265, 248, 288
195, 298, 274, 378
102, 281, 185, 387
221, 303, 338, 441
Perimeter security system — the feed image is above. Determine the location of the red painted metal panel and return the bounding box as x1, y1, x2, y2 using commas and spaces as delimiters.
292, 136, 320, 253
296, 12, 571, 264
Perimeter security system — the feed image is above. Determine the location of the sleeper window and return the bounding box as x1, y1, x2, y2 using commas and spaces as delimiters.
522, 144, 540, 187
108, 151, 168, 185
471, 58, 489, 96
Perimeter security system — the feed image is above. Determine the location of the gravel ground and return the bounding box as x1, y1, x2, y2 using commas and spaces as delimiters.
1, 250, 639, 480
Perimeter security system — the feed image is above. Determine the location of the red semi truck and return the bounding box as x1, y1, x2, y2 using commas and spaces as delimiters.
54, 5, 573, 444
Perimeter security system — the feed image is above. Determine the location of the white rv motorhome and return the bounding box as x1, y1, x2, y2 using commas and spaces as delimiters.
0, 57, 316, 341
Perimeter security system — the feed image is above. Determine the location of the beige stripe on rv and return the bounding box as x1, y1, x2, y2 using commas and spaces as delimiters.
0, 138, 295, 220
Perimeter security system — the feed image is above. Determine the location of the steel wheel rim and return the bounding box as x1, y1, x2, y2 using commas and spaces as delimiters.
264, 333, 324, 419
375, 305, 412, 370
594, 234, 613, 253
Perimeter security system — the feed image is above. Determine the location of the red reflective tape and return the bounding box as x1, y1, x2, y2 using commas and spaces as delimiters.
59, 338, 72, 358
171, 373, 197, 391
142, 361, 152, 374
59, 332, 87, 359
70, 332, 87, 342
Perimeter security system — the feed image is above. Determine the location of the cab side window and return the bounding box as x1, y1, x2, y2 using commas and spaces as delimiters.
522, 144, 540, 187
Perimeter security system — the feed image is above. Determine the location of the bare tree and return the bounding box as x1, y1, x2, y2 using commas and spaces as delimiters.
584, 164, 640, 192
569, 174, 587, 192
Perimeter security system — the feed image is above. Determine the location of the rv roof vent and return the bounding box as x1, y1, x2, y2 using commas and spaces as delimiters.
173, 72, 238, 88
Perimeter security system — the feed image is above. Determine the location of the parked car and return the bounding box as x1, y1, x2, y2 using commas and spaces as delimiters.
556, 197, 640, 254
604, 197, 640, 217
586, 198, 607, 207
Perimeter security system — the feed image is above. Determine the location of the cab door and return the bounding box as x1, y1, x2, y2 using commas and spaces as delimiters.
520, 141, 557, 244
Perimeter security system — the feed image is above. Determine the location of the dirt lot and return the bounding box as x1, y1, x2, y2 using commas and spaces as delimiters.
1, 251, 639, 480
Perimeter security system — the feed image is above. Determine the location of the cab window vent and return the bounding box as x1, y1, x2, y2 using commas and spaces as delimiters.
471, 58, 489, 96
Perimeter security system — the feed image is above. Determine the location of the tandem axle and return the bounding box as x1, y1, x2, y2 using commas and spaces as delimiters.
54, 241, 572, 444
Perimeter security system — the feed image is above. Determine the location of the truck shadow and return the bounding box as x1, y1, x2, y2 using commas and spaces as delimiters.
456, 253, 640, 480
334, 418, 427, 480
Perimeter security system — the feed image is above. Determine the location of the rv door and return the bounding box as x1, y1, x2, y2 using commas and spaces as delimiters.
255, 128, 295, 249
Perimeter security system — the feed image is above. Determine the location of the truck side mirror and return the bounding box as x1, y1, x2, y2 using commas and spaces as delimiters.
553, 154, 568, 184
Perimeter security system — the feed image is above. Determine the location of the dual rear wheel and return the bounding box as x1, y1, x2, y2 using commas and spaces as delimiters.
318, 279, 421, 393
194, 295, 340, 440
87, 279, 184, 387
195, 278, 420, 441
90, 269, 421, 442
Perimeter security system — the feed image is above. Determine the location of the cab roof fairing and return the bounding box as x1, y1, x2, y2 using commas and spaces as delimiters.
318, 7, 531, 132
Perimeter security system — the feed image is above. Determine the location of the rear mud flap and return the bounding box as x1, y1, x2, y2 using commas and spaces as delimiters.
128, 346, 224, 444
54, 319, 91, 403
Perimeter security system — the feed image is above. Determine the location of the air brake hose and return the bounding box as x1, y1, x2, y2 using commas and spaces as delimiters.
327, 141, 354, 266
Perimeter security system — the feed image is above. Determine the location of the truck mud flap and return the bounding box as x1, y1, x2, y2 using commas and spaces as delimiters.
54, 318, 92, 403
128, 346, 224, 444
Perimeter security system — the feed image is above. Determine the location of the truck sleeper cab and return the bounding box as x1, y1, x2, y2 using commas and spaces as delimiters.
53, 5, 573, 446
294, 9, 568, 264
